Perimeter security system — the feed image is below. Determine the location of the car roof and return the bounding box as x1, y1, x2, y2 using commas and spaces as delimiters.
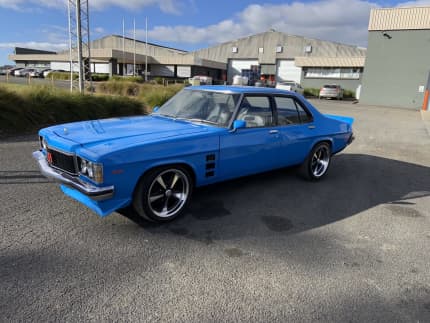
187, 85, 294, 95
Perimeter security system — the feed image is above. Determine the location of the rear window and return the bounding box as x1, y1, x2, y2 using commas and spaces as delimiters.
323, 85, 339, 89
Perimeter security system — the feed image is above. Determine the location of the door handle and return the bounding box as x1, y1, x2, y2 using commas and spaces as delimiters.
308, 125, 316, 129
269, 130, 279, 134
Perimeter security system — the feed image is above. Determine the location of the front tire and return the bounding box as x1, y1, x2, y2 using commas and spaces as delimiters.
133, 166, 193, 222
300, 142, 331, 180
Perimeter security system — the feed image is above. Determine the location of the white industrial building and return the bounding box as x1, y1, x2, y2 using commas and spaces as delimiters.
10, 30, 366, 91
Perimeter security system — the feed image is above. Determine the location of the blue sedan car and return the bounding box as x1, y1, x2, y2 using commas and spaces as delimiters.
33, 85, 354, 222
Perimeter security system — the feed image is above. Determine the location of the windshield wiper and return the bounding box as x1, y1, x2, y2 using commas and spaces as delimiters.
154, 113, 176, 118
180, 118, 219, 125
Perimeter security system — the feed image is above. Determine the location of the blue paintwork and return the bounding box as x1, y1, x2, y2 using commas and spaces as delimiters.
37, 86, 354, 217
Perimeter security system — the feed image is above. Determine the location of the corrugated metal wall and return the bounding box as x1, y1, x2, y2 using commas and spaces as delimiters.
90, 36, 187, 57
369, 7, 430, 31
192, 31, 366, 64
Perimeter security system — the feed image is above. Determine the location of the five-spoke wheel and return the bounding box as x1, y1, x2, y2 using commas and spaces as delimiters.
301, 142, 331, 180
133, 166, 193, 222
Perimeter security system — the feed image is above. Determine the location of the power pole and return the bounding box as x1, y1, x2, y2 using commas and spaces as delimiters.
68, 0, 92, 93
145, 17, 148, 82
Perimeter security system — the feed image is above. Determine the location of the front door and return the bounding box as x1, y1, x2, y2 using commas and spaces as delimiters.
218, 95, 280, 180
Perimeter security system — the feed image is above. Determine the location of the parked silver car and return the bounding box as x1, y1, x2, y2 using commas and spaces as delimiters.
275, 81, 305, 95
319, 84, 344, 100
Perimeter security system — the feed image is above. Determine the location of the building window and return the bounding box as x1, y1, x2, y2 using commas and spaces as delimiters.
258, 47, 264, 53
232, 47, 238, 53
305, 67, 361, 79
276, 46, 283, 53
304, 45, 312, 53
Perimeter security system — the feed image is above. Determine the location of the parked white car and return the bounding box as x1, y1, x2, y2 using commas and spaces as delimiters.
43, 69, 53, 78
275, 81, 305, 95
319, 84, 344, 100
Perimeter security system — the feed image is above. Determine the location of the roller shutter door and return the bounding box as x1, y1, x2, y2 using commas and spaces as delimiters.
177, 65, 191, 78
228, 59, 259, 83
276, 60, 302, 83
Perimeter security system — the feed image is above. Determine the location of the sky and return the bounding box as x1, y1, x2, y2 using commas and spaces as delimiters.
0, 0, 429, 65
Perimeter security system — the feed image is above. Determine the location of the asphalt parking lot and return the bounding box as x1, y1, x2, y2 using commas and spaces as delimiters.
0, 75, 69, 88
1, 99, 429, 322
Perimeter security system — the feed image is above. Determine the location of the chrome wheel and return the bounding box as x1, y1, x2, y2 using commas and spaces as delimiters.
146, 169, 190, 218
311, 145, 330, 177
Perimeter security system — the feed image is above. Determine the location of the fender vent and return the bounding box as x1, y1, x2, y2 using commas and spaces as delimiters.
205, 154, 216, 177
206, 154, 215, 162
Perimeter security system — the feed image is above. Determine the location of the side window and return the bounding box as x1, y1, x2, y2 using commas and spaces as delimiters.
275, 96, 313, 125
296, 101, 312, 123
237, 96, 273, 128
275, 97, 300, 125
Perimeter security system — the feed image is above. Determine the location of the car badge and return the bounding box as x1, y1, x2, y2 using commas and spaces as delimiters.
63, 127, 68, 135
47, 152, 53, 164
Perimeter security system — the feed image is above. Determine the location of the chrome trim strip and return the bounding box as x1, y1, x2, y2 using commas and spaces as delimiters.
33, 150, 114, 201
46, 145, 75, 156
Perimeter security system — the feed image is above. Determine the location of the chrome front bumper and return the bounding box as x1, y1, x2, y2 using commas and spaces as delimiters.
32, 150, 114, 201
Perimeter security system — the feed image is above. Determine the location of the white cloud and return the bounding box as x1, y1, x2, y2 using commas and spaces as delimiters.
143, 0, 377, 47
0, 0, 182, 14
94, 27, 105, 34
0, 41, 68, 52
143, 0, 430, 48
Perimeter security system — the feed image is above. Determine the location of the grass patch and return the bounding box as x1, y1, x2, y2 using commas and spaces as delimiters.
48, 71, 78, 80
95, 81, 184, 111
0, 84, 144, 135
110, 75, 144, 83
48, 71, 110, 82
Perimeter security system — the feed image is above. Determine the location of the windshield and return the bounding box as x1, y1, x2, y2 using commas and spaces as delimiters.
153, 89, 240, 127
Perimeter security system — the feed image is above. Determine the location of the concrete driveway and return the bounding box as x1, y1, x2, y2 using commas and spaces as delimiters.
1, 99, 429, 322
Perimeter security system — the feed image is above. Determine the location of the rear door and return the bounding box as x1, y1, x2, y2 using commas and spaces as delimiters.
272, 96, 316, 165
218, 94, 281, 180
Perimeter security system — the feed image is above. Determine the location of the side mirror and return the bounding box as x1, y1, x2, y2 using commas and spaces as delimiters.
153, 106, 160, 112
231, 119, 246, 132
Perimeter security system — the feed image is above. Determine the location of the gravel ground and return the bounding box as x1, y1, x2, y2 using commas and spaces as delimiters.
1, 99, 429, 322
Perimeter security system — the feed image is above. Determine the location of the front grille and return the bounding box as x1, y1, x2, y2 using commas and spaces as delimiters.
47, 148, 77, 174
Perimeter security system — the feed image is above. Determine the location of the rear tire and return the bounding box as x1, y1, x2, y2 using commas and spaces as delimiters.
300, 142, 331, 181
133, 166, 193, 222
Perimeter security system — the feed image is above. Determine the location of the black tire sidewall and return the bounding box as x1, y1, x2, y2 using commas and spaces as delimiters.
303, 142, 331, 181
133, 166, 193, 222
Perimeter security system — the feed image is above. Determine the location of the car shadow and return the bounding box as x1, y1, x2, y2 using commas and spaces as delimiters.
118, 153, 429, 242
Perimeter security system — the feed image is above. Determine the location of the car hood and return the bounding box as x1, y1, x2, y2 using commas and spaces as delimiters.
50, 115, 210, 148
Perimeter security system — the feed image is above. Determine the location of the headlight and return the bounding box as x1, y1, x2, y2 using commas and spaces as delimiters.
39, 136, 48, 150
78, 157, 103, 183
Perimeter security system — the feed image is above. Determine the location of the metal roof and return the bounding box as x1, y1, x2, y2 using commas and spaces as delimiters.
294, 56, 365, 67
369, 7, 430, 31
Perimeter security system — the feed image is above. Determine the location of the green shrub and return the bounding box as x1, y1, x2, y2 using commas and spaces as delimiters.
343, 90, 356, 98
110, 75, 144, 83
96, 81, 141, 96
95, 81, 184, 112
48, 71, 78, 80
138, 84, 184, 110
304, 88, 320, 97
0, 84, 144, 135
91, 73, 109, 82
153, 77, 164, 85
